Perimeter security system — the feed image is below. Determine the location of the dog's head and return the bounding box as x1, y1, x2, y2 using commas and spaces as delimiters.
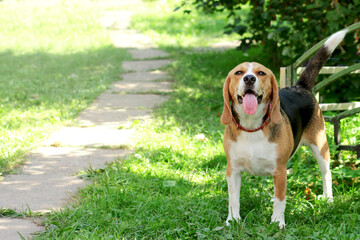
221, 62, 281, 125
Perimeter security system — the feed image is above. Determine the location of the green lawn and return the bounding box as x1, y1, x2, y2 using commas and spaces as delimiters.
130, 1, 241, 49
39, 1, 359, 239
0, 1, 130, 174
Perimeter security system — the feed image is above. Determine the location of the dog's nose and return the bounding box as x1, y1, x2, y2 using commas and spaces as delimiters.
243, 75, 256, 85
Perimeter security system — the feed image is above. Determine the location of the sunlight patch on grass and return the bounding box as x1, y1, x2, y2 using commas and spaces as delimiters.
130, 0, 241, 48
0, 1, 108, 54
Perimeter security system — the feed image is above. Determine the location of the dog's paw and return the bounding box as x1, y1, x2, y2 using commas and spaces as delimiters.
271, 214, 285, 229
317, 195, 334, 203
226, 216, 241, 226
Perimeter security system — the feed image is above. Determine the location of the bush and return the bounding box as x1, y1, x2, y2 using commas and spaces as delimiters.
179, 0, 360, 68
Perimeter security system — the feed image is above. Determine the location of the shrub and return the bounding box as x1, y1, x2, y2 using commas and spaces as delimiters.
179, 0, 360, 68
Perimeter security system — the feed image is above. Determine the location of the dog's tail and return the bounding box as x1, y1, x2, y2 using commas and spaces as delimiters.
296, 29, 348, 90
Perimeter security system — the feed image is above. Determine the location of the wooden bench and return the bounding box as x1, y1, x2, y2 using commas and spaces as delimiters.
279, 22, 360, 159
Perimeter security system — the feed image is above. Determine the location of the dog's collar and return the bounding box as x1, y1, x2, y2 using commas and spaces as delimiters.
231, 102, 272, 133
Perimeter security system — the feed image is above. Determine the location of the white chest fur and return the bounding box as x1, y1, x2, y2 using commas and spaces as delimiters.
228, 131, 278, 176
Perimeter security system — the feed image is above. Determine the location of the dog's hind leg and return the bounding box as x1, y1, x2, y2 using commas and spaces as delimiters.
308, 141, 333, 202
303, 108, 333, 202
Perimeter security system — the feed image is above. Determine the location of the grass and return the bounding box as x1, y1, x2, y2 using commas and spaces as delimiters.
130, 0, 241, 49
39, 0, 360, 238
0, 1, 130, 174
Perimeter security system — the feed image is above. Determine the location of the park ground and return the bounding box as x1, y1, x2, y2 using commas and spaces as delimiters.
0, 0, 359, 239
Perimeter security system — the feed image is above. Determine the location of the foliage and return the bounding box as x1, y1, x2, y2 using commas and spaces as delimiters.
0, 1, 130, 174
179, 0, 360, 67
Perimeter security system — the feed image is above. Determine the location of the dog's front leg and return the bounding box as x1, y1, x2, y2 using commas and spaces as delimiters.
226, 170, 241, 225
271, 166, 287, 229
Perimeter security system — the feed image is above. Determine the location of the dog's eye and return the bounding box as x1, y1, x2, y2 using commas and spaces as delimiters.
258, 71, 266, 76
234, 71, 243, 75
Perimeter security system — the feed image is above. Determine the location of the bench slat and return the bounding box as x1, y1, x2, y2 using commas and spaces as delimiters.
297, 66, 360, 75
320, 102, 360, 111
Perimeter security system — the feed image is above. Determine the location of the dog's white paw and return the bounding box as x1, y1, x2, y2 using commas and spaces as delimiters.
317, 195, 334, 203
226, 216, 240, 226
271, 213, 285, 229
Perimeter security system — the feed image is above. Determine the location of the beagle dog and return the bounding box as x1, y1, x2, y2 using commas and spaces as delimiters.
221, 29, 348, 228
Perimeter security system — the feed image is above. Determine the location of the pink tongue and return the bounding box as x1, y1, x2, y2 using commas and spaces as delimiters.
243, 93, 258, 115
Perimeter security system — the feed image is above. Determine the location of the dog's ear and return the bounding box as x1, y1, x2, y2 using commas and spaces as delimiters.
270, 74, 282, 123
221, 75, 233, 125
